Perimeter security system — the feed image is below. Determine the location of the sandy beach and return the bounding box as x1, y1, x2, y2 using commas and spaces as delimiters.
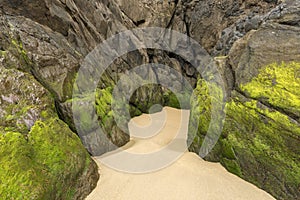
86, 107, 275, 200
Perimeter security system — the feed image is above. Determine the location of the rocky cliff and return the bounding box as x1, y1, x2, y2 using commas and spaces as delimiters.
0, 0, 299, 199
0, 57, 98, 199
189, 1, 300, 199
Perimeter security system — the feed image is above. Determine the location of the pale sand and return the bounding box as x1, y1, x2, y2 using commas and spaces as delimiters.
86, 107, 275, 200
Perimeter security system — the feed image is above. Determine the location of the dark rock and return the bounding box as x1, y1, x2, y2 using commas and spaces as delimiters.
244, 16, 262, 32
264, 0, 278, 3
182, 0, 277, 53
230, 22, 300, 86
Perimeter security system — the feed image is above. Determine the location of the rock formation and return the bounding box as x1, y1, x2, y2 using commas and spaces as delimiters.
0, 0, 299, 199
189, 1, 300, 199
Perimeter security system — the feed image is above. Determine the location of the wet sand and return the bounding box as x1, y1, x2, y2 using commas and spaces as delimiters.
86, 107, 275, 200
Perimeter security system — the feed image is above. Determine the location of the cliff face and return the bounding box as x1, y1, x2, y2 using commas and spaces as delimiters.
189, 1, 300, 199
0, 0, 299, 199
0, 0, 278, 154
0, 58, 98, 199
0, 1, 108, 199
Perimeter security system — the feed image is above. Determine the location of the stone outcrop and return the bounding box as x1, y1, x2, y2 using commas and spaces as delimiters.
0, 0, 278, 155
189, 1, 300, 199
0, 63, 98, 199
1, 0, 200, 155
0, 3, 101, 199
1, 0, 299, 199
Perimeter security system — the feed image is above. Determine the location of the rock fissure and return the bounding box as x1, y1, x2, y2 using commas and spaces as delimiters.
235, 88, 300, 125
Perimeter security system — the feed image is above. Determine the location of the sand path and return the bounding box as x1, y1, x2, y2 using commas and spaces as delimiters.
86, 107, 275, 200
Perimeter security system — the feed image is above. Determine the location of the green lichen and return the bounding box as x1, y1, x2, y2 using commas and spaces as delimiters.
163, 89, 191, 109
164, 90, 180, 109
129, 106, 142, 118
11, 39, 31, 65
223, 98, 300, 193
0, 118, 93, 200
189, 62, 300, 200
95, 87, 129, 136
241, 62, 300, 117
95, 87, 118, 133
220, 139, 236, 160
95, 87, 113, 120
0, 67, 56, 134
0, 34, 97, 199
0, 50, 6, 56
188, 78, 225, 156
189, 79, 212, 137
220, 158, 242, 176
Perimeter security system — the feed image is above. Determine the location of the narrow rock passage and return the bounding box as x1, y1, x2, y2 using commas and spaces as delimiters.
86, 107, 275, 200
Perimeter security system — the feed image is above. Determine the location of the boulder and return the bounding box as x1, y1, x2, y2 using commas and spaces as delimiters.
0, 64, 98, 199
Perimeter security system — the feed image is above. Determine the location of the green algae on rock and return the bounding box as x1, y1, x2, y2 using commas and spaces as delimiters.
0, 118, 98, 200
241, 62, 300, 120
96, 87, 130, 147
189, 62, 300, 200
0, 65, 98, 199
222, 95, 300, 199
0, 65, 55, 134
188, 78, 226, 159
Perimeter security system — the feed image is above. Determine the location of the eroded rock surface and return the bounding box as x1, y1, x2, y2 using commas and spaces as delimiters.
0, 0, 299, 199
189, 1, 300, 199
0, 64, 98, 199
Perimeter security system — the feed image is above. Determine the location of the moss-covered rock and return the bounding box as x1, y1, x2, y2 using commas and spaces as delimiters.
95, 87, 130, 149
241, 62, 300, 120
72, 69, 193, 156
188, 77, 226, 160
0, 118, 98, 200
163, 88, 191, 110
0, 65, 55, 133
0, 64, 98, 199
69, 86, 131, 156
189, 62, 300, 200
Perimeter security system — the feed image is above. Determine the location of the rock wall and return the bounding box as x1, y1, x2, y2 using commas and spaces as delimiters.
0, 64, 98, 199
1, 0, 299, 199
189, 1, 300, 199
0, 0, 278, 155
